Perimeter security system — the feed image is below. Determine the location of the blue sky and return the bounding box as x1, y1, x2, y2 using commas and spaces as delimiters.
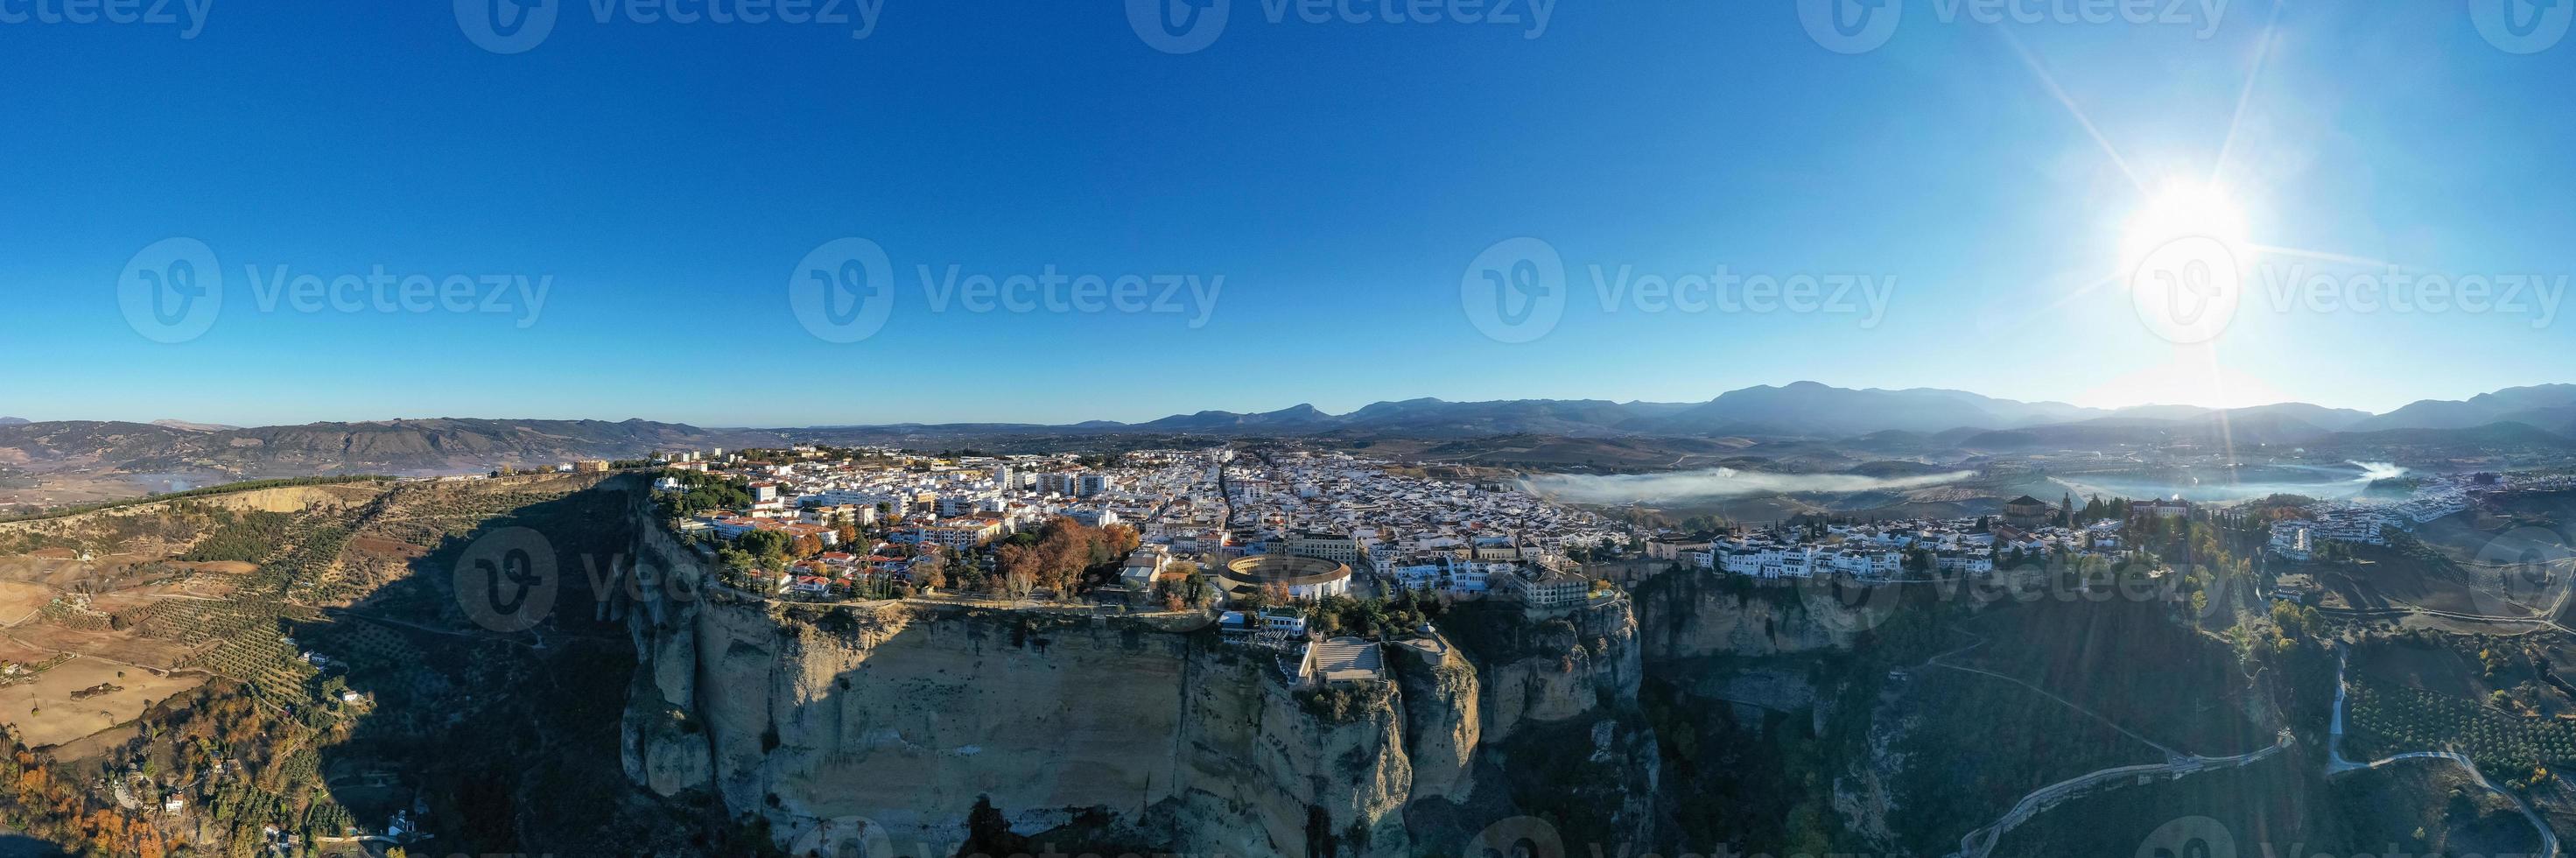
3, 1, 2571, 427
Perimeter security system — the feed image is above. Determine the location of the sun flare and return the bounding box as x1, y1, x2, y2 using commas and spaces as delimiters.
2120, 182, 2251, 271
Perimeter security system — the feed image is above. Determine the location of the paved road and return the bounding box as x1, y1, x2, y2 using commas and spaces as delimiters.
1951, 732, 2292, 858
1947, 564, 2576, 858
1933, 625, 2292, 858
2326, 644, 2559, 858
2320, 556, 2576, 635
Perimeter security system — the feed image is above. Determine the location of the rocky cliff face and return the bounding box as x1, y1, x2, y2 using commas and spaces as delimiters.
1631, 570, 1874, 659
1161, 651, 1414, 857
615, 507, 1440, 855
1465, 598, 1646, 745
1392, 641, 1481, 802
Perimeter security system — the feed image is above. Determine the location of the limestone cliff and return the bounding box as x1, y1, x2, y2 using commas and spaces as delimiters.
1631, 569, 1876, 659
1446, 597, 1645, 745
614, 504, 1435, 856
1390, 639, 1480, 802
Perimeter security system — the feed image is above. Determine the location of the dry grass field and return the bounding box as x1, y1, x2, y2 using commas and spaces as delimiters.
0, 581, 58, 627
0, 657, 205, 749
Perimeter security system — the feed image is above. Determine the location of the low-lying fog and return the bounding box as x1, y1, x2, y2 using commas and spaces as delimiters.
1521, 461, 2414, 508
2048, 461, 2411, 503
1521, 467, 1977, 505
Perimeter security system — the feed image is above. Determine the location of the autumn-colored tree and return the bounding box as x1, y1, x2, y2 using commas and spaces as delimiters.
1105, 524, 1141, 557
916, 546, 951, 589
993, 545, 1040, 597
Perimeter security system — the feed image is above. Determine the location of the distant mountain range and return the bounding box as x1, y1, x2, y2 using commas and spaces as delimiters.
0, 418, 784, 482
2347, 383, 2576, 433
7, 383, 2571, 485
980, 381, 2535, 441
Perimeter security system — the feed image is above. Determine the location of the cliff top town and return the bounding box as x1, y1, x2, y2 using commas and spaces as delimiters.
639, 442, 2557, 620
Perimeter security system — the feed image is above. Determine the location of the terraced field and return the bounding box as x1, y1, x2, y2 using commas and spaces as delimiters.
2345, 678, 2576, 770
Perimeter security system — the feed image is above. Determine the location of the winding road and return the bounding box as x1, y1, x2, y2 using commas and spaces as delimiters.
1933, 628, 2292, 858
2326, 645, 2559, 858
1941, 550, 2576, 858
1949, 729, 2290, 858
2320, 555, 2576, 636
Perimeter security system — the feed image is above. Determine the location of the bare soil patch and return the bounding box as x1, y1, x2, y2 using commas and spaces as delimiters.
0, 657, 205, 749
0, 582, 58, 627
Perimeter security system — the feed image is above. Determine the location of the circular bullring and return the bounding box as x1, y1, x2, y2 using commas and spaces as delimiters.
1219, 554, 1352, 600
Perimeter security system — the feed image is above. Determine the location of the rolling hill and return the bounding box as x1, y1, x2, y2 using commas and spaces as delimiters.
0, 418, 787, 480
2350, 384, 2576, 432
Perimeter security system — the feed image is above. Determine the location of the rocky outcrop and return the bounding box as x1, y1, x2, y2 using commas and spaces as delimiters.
1631, 570, 1874, 659
614, 504, 1436, 856
1162, 651, 1414, 857
1464, 598, 1645, 744
1391, 639, 1480, 802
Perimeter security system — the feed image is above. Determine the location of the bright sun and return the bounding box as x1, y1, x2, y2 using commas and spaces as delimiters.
2119, 182, 2250, 269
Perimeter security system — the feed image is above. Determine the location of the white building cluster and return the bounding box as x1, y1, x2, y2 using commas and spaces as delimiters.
664, 447, 1216, 553
2265, 478, 2485, 561
656, 445, 1640, 613
1671, 517, 2135, 580
1225, 451, 1619, 561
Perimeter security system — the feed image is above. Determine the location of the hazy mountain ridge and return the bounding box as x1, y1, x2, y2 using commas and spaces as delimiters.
1954, 411, 2343, 452
10, 383, 2569, 486
960, 382, 2535, 440
2350, 384, 2576, 431
0, 418, 787, 479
